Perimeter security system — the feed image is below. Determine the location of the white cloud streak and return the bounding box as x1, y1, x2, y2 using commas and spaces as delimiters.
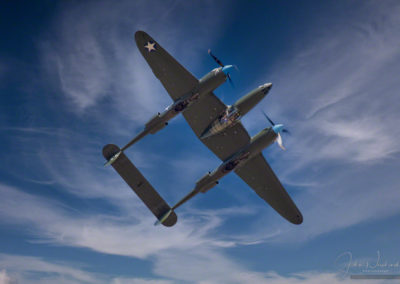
41, 0, 228, 129
0, 183, 239, 258
0, 254, 96, 284
111, 278, 173, 284
0, 183, 256, 283
252, 1, 400, 165
1, 253, 388, 284
7, 181, 384, 283
0, 254, 177, 284
0, 184, 339, 284
236, 1, 400, 243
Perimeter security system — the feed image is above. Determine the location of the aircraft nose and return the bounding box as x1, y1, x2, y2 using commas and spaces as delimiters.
221, 65, 234, 75
263, 83, 272, 93
264, 83, 272, 89
272, 124, 284, 134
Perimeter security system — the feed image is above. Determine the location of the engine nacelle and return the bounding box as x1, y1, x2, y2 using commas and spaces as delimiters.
233, 83, 272, 116
198, 67, 229, 96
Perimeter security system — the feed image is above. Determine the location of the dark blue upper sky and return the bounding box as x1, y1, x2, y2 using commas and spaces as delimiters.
1, 1, 399, 283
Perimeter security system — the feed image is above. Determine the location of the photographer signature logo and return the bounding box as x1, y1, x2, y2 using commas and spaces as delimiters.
335, 250, 400, 277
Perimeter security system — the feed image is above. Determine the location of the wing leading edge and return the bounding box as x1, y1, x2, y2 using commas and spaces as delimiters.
235, 154, 303, 224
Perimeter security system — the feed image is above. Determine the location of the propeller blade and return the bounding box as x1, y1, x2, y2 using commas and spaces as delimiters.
282, 129, 291, 135
208, 49, 225, 67
227, 74, 235, 88
262, 111, 275, 126
276, 133, 286, 150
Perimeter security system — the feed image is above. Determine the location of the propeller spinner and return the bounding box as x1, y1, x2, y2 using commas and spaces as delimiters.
262, 111, 290, 150
208, 49, 237, 87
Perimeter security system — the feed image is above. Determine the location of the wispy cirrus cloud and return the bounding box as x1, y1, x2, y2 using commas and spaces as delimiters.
236, 1, 400, 244
252, 1, 400, 165
0, 184, 307, 284
40, 0, 229, 129
0, 254, 96, 284
0, 183, 241, 258
0, 253, 176, 284
1, 252, 384, 284
110, 278, 173, 284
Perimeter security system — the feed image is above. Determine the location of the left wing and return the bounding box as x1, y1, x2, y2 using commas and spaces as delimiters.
135, 31, 198, 101
235, 154, 303, 224
136, 31, 250, 161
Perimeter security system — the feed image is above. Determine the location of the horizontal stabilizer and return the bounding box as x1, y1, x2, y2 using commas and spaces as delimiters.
103, 144, 177, 227
104, 150, 122, 167
154, 209, 173, 226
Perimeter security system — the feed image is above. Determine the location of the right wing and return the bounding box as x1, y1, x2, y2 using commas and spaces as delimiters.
235, 154, 303, 224
135, 31, 198, 101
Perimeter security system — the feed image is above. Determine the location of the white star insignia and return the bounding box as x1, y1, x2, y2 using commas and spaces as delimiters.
144, 41, 156, 52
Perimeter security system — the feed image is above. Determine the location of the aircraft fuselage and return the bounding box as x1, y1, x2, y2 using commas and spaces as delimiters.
201, 83, 272, 139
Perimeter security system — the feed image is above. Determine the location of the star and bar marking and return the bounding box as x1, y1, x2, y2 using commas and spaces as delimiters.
144, 41, 157, 52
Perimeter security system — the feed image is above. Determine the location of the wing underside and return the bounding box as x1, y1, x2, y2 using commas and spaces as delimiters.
136, 31, 250, 161
136, 31, 250, 162
235, 154, 303, 224
135, 31, 198, 101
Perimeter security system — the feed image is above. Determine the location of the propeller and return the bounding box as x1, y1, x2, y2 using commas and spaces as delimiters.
261, 111, 290, 150
208, 49, 238, 88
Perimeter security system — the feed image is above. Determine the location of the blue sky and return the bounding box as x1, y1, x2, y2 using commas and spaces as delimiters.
1, 1, 400, 283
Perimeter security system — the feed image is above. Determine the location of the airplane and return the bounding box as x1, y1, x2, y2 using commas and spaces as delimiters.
103, 31, 303, 227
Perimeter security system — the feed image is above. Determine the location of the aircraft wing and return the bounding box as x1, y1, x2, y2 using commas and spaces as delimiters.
235, 154, 303, 224
135, 31, 198, 101
136, 31, 250, 161
182, 93, 251, 161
